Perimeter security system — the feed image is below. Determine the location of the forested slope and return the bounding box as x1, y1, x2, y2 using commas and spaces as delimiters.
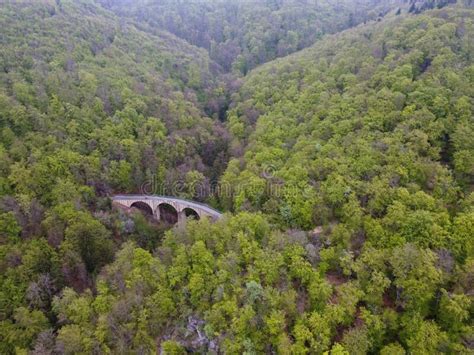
0, 0, 473, 354
0, 1, 230, 351
98, 0, 402, 73
224, 6, 473, 229
0, 0, 230, 198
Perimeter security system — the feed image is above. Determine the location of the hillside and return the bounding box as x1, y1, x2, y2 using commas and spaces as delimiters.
97, 0, 403, 73
224, 6, 473, 228
0, 1, 473, 354
0, 0, 230, 200
0, 1, 231, 351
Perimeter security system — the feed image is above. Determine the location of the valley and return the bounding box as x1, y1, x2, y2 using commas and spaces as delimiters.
0, 0, 473, 353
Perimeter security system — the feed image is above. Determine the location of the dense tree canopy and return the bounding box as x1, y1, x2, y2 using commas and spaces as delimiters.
0, 0, 472, 353
0, 0, 231, 198
98, 0, 401, 74
224, 6, 473, 230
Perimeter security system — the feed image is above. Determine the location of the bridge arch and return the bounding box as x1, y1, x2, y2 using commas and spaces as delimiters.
130, 201, 153, 216
158, 203, 178, 224
183, 207, 200, 220
112, 195, 222, 225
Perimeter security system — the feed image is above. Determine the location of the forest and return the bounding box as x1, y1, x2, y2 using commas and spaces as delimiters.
0, 0, 473, 353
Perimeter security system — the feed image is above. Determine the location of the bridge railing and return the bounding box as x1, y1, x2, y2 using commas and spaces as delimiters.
112, 195, 223, 216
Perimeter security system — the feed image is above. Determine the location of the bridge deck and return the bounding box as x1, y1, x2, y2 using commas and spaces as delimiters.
112, 195, 222, 218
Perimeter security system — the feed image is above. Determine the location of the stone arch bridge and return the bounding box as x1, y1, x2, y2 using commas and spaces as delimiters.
112, 195, 222, 224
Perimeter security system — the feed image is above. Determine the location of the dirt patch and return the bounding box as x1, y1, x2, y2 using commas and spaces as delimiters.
325, 271, 348, 286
